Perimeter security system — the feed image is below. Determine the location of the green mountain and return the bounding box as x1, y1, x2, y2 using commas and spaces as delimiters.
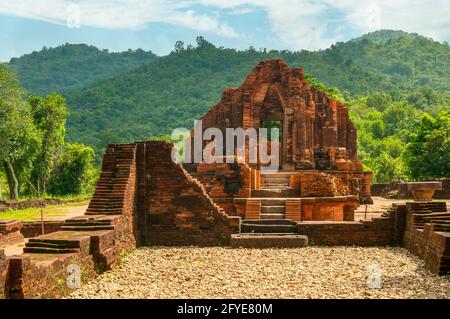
350, 30, 423, 44
59, 31, 449, 151
7, 43, 157, 95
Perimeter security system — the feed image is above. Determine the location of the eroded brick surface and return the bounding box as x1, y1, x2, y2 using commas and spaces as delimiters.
0, 220, 24, 247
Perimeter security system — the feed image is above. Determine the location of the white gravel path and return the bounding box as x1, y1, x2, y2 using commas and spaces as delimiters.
68, 246, 450, 299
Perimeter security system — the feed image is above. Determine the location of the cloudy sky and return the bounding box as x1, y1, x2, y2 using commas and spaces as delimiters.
0, 0, 449, 62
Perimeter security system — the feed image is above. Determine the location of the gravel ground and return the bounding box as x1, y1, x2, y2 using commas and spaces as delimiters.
68, 246, 450, 299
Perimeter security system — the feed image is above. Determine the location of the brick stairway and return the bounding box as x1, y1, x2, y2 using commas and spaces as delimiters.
86, 144, 135, 215
22, 144, 137, 255
404, 201, 450, 274
409, 202, 449, 231
233, 219, 307, 248
251, 173, 300, 198
260, 199, 285, 219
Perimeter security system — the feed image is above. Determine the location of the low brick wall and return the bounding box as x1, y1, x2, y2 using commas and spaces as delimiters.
371, 183, 389, 196
402, 201, 450, 275
0, 220, 24, 247
20, 221, 65, 238
433, 178, 450, 199
372, 179, 450, 200
0, 198, 89, 213
0, 249, 9, 299
7, 248, 96, 299
297, 214, 403, 246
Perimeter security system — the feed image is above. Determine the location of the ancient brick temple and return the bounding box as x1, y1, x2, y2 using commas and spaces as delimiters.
184, 60, 372, 223
1, 62, 448, 299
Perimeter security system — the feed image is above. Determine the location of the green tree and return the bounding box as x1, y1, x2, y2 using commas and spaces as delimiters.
382, 101, 422, 138
29, 93, 68, 196
405, 111, 450, 179
367, 91, 392, 111
0, 65, 42, 199
49, 143, 97, 195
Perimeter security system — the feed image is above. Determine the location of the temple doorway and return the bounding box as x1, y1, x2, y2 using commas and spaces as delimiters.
261, 120, 283, 169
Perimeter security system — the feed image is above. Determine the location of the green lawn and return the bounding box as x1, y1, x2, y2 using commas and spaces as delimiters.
0, 200, 89, 221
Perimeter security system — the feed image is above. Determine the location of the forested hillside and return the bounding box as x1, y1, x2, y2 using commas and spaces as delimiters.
63, 31, 450, 153
3, 30, 449, 184
7, 43, 157, 95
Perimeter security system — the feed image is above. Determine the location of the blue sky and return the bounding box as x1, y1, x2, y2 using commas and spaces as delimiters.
1, 0, 449, 62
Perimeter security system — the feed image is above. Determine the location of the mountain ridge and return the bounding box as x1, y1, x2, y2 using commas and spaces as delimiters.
7, 43, 158, 95
6, 30, 450, 152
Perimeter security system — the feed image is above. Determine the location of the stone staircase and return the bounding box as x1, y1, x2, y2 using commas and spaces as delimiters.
252, 173, 300, 198
86, 144, 135, 215
236, 172, 308, 247
23, 231, 91, 254
260, 199, 285, 219
409, 202, 449, 230
234, 220, 307, 248
60, 215, 116, 232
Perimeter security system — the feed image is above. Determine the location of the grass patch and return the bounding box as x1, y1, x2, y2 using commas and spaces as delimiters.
0, 200, 90, 221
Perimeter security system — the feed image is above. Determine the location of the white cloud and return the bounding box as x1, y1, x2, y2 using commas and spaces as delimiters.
201, 0, 450, 49
0, 0, 449, 49
0, 0, 238, 37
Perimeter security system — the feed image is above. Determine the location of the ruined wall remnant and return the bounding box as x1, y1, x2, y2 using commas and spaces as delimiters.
403, 201, 450, 275
136, 141, 240, 246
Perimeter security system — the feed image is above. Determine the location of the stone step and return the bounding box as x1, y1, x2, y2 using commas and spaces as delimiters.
260, 199, 286, 206
241, 223, 298, 234
263, 178, 290, 185
231, 234, 308, 248
28, 238, 81, 248
242, 219, 296, 226
261, 206, 285, 213
25, 241, 75, 249
64, 221, 112, 226
23, 247, 79, 254
260, 213, 285, 219
252, 189, 300, 198
61, 225, 115, 231
262, 185, 291, 189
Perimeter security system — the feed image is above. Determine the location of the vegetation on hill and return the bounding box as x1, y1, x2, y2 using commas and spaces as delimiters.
348, 93, 449, 182
1, 30, 449, 186
62, 32, 450, 155
7, 43, 157, 95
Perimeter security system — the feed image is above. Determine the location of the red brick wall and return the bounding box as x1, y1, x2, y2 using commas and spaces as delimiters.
0, 249, 9, 299
297, 216, 397, 246
136, 141, 240, 246
0, 198, 88, 213
0, 220, 23, 247
299, 172, 350, 197
20, 221, 64, 238
402, 202, 449, 275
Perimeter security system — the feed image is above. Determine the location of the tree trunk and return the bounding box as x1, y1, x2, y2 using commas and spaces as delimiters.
3, 160, 19, 200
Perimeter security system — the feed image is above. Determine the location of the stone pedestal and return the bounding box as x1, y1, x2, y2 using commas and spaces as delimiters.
402, 182, 442, 202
